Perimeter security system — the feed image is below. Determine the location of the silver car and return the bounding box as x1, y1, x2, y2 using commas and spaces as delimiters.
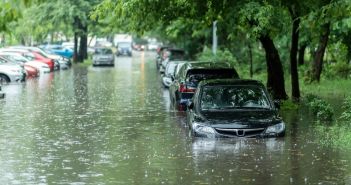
93, 48, 115, 66
0, 57, 26, 84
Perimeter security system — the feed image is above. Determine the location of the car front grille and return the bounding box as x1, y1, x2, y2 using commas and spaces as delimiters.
214, 128, 265, 138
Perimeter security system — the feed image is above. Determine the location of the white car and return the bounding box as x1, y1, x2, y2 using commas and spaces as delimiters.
0, 57, 25, 84
0, 52, 50, 74
9, 46, 70, 70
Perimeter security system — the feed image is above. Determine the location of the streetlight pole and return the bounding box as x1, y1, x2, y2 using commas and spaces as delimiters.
212, 21, 218, 55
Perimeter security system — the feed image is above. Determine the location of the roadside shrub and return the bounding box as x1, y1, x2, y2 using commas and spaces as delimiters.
323, 62, 351, 79
339, 96, 351, 122
197, 47, 237, 64
304, 94, 334, 121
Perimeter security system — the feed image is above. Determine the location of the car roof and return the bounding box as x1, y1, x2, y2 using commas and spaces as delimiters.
184, 61, 233, 70
198, 79, 265, 87
0, 48, 30, 53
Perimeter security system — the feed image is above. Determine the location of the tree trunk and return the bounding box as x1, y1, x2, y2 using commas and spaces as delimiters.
259, 35, 288, 100
73, 31, 78, 63
289, 8, 300, 101
78, 24, 88, 62
73, 17, 79, 63
298, 44, 307, 66
248, 43, 253, 78
311, 23, 330, 82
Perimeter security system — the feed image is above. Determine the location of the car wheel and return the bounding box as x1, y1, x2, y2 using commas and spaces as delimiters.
0, 74, 10, 85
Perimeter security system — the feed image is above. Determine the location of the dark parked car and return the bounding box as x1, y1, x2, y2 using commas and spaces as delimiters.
160, 48, 185, 73
169, 62, 239, 110
186, 79, 285, 138
116, 42, 132, 56
93, 47, 115, 66
156, 46, 169, 70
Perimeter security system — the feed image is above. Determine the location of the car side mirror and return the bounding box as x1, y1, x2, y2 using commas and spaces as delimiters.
273, 100, 280, 110
187, 101, 194, 110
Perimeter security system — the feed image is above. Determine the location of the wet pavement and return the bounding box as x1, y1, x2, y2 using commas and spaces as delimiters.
0, 52, 350, 185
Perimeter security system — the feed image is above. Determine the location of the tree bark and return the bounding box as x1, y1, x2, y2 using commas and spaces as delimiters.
73, 17, 79, 63
73, 31, 78, 63
289, 8, 300, 101
259, 35, 288, 100
311, 23, 330, 82
248, 43, 253, 78
298, 44, 307, 66
78, 24, 88, 62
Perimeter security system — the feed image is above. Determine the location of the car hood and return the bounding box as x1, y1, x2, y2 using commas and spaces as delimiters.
200, 110, 280, 128
93, 54, 114, 57
0, 63, 22, 70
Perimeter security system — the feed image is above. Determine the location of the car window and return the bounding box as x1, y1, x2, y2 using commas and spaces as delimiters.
118, 43, 131, 48
95, 48, 113, 54
201, 85, 270, 110
0, 57, 7, 64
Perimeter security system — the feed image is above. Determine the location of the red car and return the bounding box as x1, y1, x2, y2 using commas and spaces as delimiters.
27, 52, 55, 71
24, 64, 39, 77
0, 49, 55, 71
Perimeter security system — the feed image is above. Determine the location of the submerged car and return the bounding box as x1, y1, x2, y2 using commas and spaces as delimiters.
116, 42, 132, 56
0, 52, 50, 74
169, 62, 239, 110
43, 45, 74, 59
93, 47, 115, 66
186, 79, 285, 138
0, 57, 26, 84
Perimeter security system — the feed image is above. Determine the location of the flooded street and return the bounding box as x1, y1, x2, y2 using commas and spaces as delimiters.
0, 52, 350, 185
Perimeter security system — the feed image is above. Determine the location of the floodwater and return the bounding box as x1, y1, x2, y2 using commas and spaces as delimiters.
0, 52, 350, 185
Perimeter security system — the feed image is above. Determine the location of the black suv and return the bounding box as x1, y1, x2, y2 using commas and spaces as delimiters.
169, 62, 239, 111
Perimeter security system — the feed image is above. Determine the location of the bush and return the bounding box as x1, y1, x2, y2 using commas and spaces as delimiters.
339, 96, 351, 122
304, 94, 334, 121
197, 47, 237, 64
323, 62, 351, 79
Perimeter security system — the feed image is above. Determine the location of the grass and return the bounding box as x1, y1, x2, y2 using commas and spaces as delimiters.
75, 58, 93, 67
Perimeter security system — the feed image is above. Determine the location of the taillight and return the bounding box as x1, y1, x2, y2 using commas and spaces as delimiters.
179, 83, 186, 92
179, 83, 196, 93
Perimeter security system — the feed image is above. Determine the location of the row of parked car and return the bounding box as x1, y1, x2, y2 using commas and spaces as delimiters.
156, 46, 286, 139
0, 46, 72, 85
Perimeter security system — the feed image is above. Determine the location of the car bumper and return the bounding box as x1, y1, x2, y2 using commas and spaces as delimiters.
93, 60, 115, 66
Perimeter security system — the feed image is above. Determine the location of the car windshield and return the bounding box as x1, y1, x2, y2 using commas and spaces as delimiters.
95, 48, 113, 54
201, 85, 271, 110
118, 43, 130, 48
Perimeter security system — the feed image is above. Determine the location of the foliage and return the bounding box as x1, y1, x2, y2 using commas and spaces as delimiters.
315, 123, 351, 148
304, 94, 334, 121
339, 96, 351, 121
196, 47, 237, 64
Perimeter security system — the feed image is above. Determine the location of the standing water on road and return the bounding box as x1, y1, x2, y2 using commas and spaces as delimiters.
0, 52, 350, 185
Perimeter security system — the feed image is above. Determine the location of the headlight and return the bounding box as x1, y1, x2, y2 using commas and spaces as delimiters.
193, 123, 216, 138
265, 122, 285, 134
